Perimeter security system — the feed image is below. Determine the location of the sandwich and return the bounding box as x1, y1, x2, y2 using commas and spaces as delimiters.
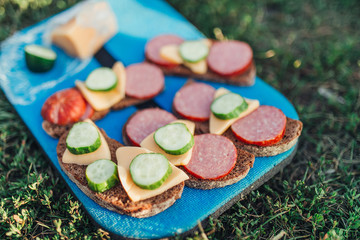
57, 119, 188, 218
145, 34, 256, 86
42, 61, 165, 138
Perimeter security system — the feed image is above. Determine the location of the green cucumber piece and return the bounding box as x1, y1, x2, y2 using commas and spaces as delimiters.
66, 122, 101, 155
154, 123, 194, 155
24, 44, 57, 72
130, 153, 172, 190
211, 92, 248, 120
86, 159, 119, 192
85, 67, 118, 91
179, 40, 209, 63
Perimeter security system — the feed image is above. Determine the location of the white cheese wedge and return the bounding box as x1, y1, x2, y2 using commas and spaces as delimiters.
52, 1, 117, 59
116, 147, 189, 202
183, 60, 207, 74
62, 119, 111, 165
159, 44, 183, 64
140, 120, 195, 166
210, 88, 260, 135
75, 62, 126, 111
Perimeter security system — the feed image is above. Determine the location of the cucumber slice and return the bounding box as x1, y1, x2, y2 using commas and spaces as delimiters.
66, 122, 101, 155
86, 159, 119, 192
130, 153, 172, 190
85, 67, 118, 91
179, 40, 209, 63
211, 93, 248, 120
24, 44, 57, 72
154, 123, 194, 155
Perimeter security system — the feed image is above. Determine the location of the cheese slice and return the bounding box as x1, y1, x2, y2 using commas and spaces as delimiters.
183, 60, 207, 74
75, 62, 126, 111
140, 120, 195, 166
62, 119, 111, 165
159, 39, 211, 74
52, 1, 117, 59
111, 62, 126, 100
116, 147, 189, 202
210, 88, 260, 135
159, 44, 183, 64
201, 38, 213, 48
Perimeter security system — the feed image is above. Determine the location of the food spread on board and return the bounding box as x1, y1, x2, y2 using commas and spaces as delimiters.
19, 0, 303, 218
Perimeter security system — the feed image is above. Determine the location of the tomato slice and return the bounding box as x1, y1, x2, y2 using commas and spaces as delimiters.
41, 88, 87, 125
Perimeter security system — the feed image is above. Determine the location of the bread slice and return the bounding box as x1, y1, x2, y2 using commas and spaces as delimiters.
57, 129, 185, 218
188, 117, 302, 157
180, 148, 254, 189
147, 60, 256, 86
111, 96, 147, 110
223, 117, 303, 157
42, 108, 110, 138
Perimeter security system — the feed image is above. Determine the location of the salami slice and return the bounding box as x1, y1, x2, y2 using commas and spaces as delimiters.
231, 105, 287, 146
145, 34, 184, 66
173, 82, 216, 121
125, 63, 164, 99
184, 134, 237, 179
207, 40, 253, 77
125, 108, 177, 146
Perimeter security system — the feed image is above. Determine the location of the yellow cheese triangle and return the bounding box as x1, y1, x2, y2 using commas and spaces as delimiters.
183, 60, 207, 74
62, 119, 111, 165
140, 120, 195, 166
112, 61, 126, 100
159, 44, 183, 64
75, 62, 126, 111
116, 146, 189, 202
210, 88, 260, 135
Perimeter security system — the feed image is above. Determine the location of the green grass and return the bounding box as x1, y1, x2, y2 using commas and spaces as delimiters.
1, 0, 360, 239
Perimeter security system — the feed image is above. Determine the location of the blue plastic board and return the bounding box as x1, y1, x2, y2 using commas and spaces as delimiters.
0, 0, 299, 239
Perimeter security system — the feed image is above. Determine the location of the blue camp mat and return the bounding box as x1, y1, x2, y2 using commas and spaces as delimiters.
0, 0, 299, 239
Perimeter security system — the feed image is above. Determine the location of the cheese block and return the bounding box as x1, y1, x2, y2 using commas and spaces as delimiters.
210, 88, 260, 135
51, 1, 117, 59
183, 60, 207, 74
140, 120, 195, 166
116, 147, 189, 202
160, 44, 183, 64
75, 62, 126, 111
62, 119, 111, 165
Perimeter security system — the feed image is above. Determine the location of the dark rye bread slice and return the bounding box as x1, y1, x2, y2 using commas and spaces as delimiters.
42, 108, 110, 138
146, 59, 256, 86
180, 148, 254, 189
188, 117, 303, 157
223, 117, 303, 157
57, 129, 185, 218
111, 96, 147, 110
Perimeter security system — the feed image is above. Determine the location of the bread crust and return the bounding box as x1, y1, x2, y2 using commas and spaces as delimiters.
146, 59, 256, 86
57, 129, 185, 218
